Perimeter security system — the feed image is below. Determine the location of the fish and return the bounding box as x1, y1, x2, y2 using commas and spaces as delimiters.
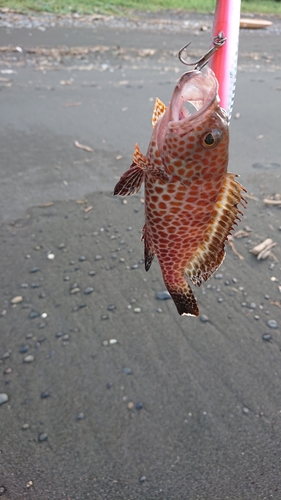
114, 68, 246, 316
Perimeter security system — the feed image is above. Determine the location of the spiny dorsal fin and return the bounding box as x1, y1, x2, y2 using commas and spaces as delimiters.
152, 98, 167, 128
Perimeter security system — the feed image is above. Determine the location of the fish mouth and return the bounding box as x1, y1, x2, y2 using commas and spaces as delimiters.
169, 68, 218, 125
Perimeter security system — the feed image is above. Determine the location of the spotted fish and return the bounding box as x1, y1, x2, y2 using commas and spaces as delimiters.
114, 68, 246, 316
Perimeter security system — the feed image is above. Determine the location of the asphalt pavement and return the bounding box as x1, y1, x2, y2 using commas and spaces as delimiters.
0, 10, 281, 500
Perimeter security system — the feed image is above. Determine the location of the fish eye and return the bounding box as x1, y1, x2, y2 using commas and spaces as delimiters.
201, 129, 222, 148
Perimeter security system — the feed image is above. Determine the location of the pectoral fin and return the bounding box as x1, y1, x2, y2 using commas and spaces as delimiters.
114, 144, 146, 196
152, 98, 167, 128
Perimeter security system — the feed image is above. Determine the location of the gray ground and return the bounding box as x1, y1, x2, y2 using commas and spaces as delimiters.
0, 9, 281, 500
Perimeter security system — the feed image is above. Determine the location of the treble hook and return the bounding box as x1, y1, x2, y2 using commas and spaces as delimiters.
178, 31, 227, 71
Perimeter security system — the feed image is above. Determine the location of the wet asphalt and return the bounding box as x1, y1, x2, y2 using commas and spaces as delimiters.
0, 10, 281, 500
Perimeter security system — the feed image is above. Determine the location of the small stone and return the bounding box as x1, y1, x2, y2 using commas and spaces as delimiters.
21, 283, 29, 288
23, 355, 35, 363
84, 287, 93, 294
19, 345, 29, 354
30, 267, 40, 273
22, 423, 29, 430
131, 264, 138, 269
70, 287, 80, 294
47, 253, 55, 260
0, 393, 9, 405
217, 298, 223, 303
4, 368, 12, 375
200, 314, 209, 323
214, 273, 223, 279
62, 334, 70, 341
79, 255, 86, 262
248, 302, 257, 309
242, 407, 250, 415
10, 295, 23, 304
64, 276, 70, 281
2, 352, 10, 360
102, 340, 109, 346
267, 319, 278, 329
134, 307, 141, 313
31, 283, 40, 289
41, 391, 50, 399
109, 339, 117, 345
139, 476, 146, 483
55, 331, 63, 338
77, 412, 85, 420
38, 322, 46, 329
262, 333, 272, 342
58, 243, 65, 249
156, 290, 171, 300
135, 402, 143, 410
123, 367, 132, 375
107, 304, 116, 311
29, 310, 40, 319
41, 312, 47, 318
88, 270, 96, 276
38, 433, 48, 442
127, 402, 134, 410
95, 255, 102, 260
101, 314, 109, 320
0, 486, 7, 496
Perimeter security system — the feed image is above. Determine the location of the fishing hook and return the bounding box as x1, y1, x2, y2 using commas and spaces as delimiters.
178, 32, 227, 71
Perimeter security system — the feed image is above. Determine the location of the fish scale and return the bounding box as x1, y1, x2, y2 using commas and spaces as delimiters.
114, 68, 246, 316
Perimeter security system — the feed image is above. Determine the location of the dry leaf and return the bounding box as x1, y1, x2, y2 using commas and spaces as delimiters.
233, 229, 251, 239
227, 236, 244, 260
39, 202, 54, 207
263, 198, 281, 206
74, 140, 93, 152
84, 206, 93, 213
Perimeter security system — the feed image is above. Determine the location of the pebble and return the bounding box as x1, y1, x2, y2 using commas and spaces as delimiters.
64, 276, 70, 281
79, 255, 86, 262
30, 267, 40, 273
23, 355, 35, 363
10, 295, 23, 304
88, 270, 96, 276
135, 402, 143, 410
38, 433, 48, 442
267, 319, 278, 329
102, 340, 109, 346
84, 287, 94, 295
4, 368, 12, 375
123, 367, 132, 375
127, 402, 134, 410
134, 307, 141, 313
62, 334, 70, 341
22, 423, 29, 430
0, 486, 6, 495
55, 331, 63, 338
41, 391, 50, 399
156, 290, 171, 300
109, 339, 117, 345
47, 253, 55, 260
29, 310, 40, 319
107, 304, 116, 311
101, 314, 109, 320
19, 345, 29, 354
242, 407, 250, 415
131, 264, 138, 269
95, 255, 102, 261
139, 476, 146, 483
248, 302, 257, 309
21, 283, 29, 288
262, 333, 272, 342
200, 314, 209, 323
70, 287, 80, 294
0, 393, 9, 405
77, 412, 85, 420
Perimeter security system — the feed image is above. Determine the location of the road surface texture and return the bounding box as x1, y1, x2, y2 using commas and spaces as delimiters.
0, 9, 281, 500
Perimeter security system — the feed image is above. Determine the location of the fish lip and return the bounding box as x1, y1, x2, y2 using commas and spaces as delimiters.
168, 68, 218, 127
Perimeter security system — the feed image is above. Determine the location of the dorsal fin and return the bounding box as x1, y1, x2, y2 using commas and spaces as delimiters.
152, 98, 167, 128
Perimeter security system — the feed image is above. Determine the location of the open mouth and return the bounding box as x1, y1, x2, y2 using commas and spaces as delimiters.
169, 68, 217, 124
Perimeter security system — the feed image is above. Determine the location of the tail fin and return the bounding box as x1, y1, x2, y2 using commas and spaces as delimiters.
165, 280, 199, 317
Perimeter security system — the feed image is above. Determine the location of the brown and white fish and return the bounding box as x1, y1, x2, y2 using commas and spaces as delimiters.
114, 68, 246, 316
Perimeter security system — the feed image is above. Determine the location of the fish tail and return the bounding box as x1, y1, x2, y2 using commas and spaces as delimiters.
165, 279, 199, 317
